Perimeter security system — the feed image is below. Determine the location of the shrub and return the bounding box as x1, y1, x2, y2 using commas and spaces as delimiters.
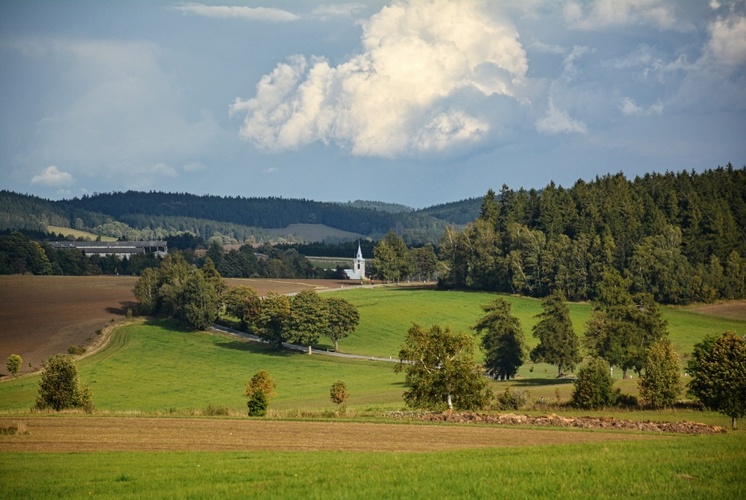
35, 354, 94, 412
67, 345, 86, 356
638, 339, 682, 408
571, 357, 615, 409
6, 354, 22, 377
495, 387, 530, 410
330, 381, 349, 406
247, 391, 269, 417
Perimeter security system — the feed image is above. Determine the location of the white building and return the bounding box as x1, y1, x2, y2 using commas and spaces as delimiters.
344, 243, 366, 280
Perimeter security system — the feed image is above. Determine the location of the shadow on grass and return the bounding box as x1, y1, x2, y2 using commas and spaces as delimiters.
105, 300, 138, 316
509, 378, 575, 388
214, 339, 300, 358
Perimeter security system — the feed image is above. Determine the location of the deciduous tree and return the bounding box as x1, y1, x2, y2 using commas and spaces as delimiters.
638, 339, 682, 408
287, 290, 328, 354
395, 324, 492, 411
256, 292, 291, 348
687, 331, 746, 429
325, 297, 359, 351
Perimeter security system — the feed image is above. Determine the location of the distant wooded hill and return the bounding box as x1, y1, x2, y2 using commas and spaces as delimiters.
0, 190, 482, 245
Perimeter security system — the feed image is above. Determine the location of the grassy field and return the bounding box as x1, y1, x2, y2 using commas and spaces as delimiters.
1, 433, 744, 498
321, 287, 745, 362
2, 285, 745, 497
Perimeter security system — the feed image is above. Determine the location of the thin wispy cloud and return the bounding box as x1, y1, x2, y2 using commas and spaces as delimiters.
30, 166, 75, 187
173, 3, 299, 22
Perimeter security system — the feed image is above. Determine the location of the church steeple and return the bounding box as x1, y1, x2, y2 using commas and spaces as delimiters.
353, 241, 365, 280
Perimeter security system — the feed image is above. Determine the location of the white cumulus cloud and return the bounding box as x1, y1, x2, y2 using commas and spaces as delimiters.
707, 14, 746, 66
174, 3, 299, 22
231, 0, 527, 158
30, 166, 75, 186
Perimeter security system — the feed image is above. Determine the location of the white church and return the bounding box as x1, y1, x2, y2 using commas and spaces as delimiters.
343, 243, 366, 280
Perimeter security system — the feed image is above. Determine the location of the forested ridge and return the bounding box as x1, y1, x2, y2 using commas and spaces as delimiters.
0, 190, 470, 244
438, 164, 746, 304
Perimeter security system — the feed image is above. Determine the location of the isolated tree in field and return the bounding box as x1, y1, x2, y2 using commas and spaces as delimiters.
223, 285, 261, 331
244, 370, 276, 417
530, 292, 581, 376
570, 357, 615, 410
474, 298, 527, 380
6, 354, 22, 377
638, 339, 682, 408
395, 323, 492, 411
687, 331, 746, 429
325, 297, 360, 351
287, 290, 329, 354
256, 292, 291, 348
35, 354, 93, 412
330, 380, 349, 407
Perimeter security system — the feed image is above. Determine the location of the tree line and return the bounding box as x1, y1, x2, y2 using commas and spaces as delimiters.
438, 165, 746, 304
133, 254, 360, 350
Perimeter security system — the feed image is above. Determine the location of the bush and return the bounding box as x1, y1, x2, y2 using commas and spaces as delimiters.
203, 405, 230, 416
67, 345, 86, 355
247, 391, 269, 417
330, 380, 349, 406
495, 387, 530, 410
571, 357, 615, 409
6, 354, 22, 377
34, 354, 94, 412
638, 339, 682, 408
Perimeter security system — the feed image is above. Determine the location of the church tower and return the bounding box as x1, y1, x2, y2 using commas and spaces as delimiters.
353, 242, 366, 280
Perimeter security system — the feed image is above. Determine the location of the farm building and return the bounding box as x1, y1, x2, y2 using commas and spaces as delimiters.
48, 241, 168, 259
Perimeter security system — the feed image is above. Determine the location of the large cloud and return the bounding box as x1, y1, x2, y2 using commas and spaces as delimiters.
231, 0, 527, 158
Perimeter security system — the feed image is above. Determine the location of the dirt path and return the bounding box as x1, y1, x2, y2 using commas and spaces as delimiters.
0, 416, 667, 453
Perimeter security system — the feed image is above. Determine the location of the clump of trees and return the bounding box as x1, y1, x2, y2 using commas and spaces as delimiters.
373, 231, 437, 282
133, 253, 224, 330
687, 331, 746, 429
35, 354, 93, 412
244, 370, 276, 417
253, 290, 360, 353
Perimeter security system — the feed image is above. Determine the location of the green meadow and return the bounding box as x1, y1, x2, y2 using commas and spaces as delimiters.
1, 288, 744, 414
2, 434, 745, 498
2, 287, 745, 498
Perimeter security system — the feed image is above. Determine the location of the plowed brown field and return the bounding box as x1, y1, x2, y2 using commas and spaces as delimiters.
0, 416, 666, 453
0, 276, 351, 377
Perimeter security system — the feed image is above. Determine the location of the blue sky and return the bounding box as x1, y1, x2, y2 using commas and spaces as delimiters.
1, 0, 744, 208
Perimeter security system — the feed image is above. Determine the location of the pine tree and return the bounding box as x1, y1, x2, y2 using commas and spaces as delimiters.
530, 292, 581, 376
474, 298, 527, 380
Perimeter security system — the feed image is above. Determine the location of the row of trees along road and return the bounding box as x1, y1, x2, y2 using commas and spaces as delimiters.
133, 254, 360, 351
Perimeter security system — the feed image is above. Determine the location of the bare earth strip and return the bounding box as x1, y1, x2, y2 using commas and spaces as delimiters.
0, 276, 351, 377
689, 300, 746, 321
0, 417, 667, 453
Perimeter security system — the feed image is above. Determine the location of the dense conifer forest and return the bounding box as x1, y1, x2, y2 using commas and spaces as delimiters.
438, 164, 746, 304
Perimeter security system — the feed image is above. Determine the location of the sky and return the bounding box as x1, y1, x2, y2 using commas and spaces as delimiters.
1, 0, 745, 209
